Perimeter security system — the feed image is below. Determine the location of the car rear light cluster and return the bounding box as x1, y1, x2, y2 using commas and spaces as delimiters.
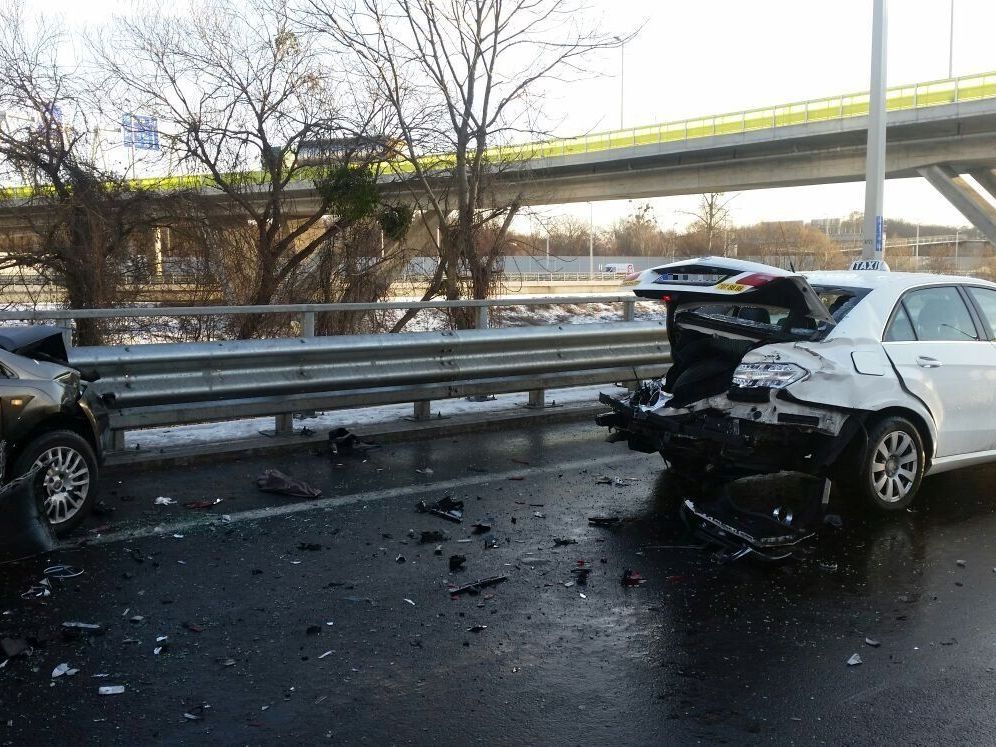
732, 362, 809, 389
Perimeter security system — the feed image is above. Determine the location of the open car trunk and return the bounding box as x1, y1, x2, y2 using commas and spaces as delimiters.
630, 257, 845, 407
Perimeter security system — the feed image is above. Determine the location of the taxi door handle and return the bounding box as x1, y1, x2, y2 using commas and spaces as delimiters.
916, 356, 942, 368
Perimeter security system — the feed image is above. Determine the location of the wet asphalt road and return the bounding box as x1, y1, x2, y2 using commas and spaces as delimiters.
3, 421, 996, 745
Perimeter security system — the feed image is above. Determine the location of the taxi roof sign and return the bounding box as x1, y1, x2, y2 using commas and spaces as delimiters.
849, 259, 890, 272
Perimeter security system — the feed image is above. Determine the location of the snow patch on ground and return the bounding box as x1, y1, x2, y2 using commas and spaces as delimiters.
124, 382, 629, 451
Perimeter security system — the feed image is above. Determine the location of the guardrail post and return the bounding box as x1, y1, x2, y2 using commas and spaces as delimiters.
301, 311, 315, 337
623, 299, 636, 322
413, 401, 431, 421
476, 306, 489, 329
274, 413, 293, 435
526, 389, 545, 409
54, 318, 73, 351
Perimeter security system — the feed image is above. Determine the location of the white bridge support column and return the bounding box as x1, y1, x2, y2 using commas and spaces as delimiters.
969, 168, 996, 207
919, 165, 996, 247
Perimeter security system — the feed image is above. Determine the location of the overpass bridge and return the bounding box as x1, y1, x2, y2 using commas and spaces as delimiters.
406, 71, 996, 244
4, 72, 996, 245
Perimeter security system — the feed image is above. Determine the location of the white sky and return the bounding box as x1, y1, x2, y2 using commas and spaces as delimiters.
38, 0, 996, 232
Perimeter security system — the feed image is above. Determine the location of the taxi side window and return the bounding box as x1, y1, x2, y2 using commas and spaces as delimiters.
902, 286, 978, 341
966, 286, 996, 340
884, 304, 916, 341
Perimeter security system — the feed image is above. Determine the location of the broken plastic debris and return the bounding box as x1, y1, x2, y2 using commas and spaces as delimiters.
98, 685, 126, 695
864, 638, 881, 648
846, 654, 862, 666
620, 569, 646, 587
51, 663, 71, 678
449, 555, 467, 572
448, 575, 508, 596
467, 625, 487, 633
483, 537, 500, 550
595, 475, 630, 487
532, 511, 545, 519
183, 498, 223, 510
154, 496, 176, 506
553, 538, 577, 547
395, 554, 406, 563
328, 427, 375, 456
62, 622, 105, 635
44, 565, 84, 579
956, 559, 967, 567
471, 522, 492, 534
255, 469, 322, 498
415, 467, 434, 475
588, 516, 622, 528
571, 567, 591, 585
403, 598, 416, 606
415, 496, 463, 523
419, 530, 448, 544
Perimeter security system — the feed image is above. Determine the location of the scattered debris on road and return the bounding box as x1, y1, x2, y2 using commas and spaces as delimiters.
846, 654, 862, 666
419, 530, 448, 544
588, 516, 623, 527
620, 569, 646, 587
471, 522, 492, 534
448, 575, 508, 596
415, 496, 463, 523
328, 427, 376, 456
449, 555, 467, 572
183, 499, 223, 510
98, 685, 126, 695
154, 496, 176, 506
255, 470, 322, 498
553, 538, 577, 547
864, 638, 881, 648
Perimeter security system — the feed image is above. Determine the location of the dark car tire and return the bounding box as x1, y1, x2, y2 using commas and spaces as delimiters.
839, 416, 924, 512
12, 430, 99, 537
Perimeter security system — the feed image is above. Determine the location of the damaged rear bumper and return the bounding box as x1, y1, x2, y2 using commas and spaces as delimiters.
596, 390, 858, 476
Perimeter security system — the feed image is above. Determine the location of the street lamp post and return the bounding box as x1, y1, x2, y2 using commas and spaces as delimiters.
862, 0, 888, 262
588, 202, 595, 279
948, 0, 955, 78
620, 40, 625, 129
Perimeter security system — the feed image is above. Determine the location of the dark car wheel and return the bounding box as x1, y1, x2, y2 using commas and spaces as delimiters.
13, 430, 98, 536
842, 416, 925, 512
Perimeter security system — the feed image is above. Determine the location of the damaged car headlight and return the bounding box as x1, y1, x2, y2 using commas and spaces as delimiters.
732, 362, 809, 389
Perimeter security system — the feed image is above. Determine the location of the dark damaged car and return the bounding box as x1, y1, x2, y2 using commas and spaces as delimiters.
0, 327, 106, 535
598, 257, 996, 513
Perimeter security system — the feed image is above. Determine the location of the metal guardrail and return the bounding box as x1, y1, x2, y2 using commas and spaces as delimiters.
0, 295, 656, 449
0, 295, 640, 347
69, 320, 669, 451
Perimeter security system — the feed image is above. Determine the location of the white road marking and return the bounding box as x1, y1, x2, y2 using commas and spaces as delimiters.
82, 452, 646, 547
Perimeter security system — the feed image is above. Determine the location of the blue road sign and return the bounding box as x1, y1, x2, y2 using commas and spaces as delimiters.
122, 113, 160, 151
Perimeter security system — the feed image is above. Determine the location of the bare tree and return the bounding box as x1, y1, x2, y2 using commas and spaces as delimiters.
682, 192, 737, 253
612, 202, 668, 256
0, 1, 182, 345
302, 0, 620, 330
99, 0, 411, 338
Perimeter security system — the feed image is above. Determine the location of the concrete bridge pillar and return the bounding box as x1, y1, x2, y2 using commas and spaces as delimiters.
919, 164, 996, 247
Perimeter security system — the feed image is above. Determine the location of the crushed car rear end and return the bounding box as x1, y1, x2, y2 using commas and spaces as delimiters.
596, 258, 929, 501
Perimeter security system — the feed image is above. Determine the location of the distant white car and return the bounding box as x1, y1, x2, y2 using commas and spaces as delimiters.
597, 256, 996, 511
